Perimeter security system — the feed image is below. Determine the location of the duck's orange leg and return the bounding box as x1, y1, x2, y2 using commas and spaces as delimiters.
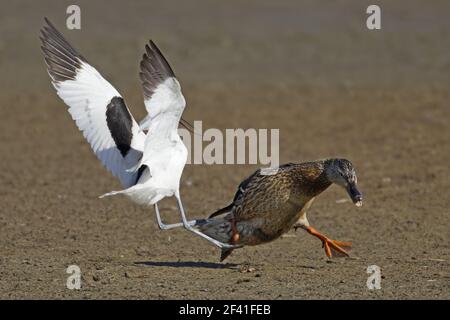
306, 226, 351, 258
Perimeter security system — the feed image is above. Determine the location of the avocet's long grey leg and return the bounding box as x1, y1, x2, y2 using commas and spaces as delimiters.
154, 203, 197, 230
175, 192, 240, 249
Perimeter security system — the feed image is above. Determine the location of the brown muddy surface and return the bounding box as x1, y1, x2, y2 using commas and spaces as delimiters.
0, 0, 449, 299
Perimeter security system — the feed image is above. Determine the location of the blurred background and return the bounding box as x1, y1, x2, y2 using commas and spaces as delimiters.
0, 0, 448, 299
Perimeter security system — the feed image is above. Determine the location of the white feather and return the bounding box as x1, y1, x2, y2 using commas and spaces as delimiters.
102, 77, 188, 206
53, 61, 145, 188
140, 77, 185, 130
42, 22, 189, 206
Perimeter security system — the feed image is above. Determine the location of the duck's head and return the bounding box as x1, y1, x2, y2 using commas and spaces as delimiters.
325, 158, 363, 207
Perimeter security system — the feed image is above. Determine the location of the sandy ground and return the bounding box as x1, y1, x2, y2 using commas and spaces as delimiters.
0, 0, 449, 299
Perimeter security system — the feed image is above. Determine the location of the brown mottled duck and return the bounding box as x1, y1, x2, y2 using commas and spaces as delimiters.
195, 158, 363, 261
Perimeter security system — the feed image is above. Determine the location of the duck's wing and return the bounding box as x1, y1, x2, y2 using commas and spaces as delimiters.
208, 203, 234, 219
138, 40, 187, 131
215, 165, 296, 221
209, 169, 262, 219
40, 18, 145, 188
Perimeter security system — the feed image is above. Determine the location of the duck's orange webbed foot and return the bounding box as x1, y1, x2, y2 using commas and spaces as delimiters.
306, 226, 351, 258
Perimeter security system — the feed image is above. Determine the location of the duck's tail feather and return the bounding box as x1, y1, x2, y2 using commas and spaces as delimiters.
220, 248, 234, 262
195, 216, 232, 243
194, 213, 239, 261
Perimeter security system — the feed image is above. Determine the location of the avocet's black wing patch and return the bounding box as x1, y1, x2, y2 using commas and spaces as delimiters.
105, 97, 133, 157
40, 18, 146, 188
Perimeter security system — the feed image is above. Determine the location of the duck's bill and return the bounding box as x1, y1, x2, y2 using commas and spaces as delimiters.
347, 183, 363, 207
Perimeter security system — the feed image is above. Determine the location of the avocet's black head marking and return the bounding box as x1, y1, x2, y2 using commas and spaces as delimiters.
105, 97, 133, 157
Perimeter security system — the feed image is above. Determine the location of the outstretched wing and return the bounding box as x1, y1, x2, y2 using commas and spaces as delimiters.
209, 165, 296, 220
40, 18, 145, 188
208, 169, 260, 219
138, 40, 186, 130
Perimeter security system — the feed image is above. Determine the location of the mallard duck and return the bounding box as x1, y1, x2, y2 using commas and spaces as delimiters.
196, 158, 363, 261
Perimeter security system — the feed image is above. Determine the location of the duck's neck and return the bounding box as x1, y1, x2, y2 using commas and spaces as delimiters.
292, 160, 333, 197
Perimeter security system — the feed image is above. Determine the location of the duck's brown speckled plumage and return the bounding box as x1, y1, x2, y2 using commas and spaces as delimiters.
197, 158, 361, 261
232, 162, 330, 238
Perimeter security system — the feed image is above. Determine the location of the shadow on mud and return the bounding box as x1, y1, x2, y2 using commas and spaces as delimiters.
134, 261, 238, 269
